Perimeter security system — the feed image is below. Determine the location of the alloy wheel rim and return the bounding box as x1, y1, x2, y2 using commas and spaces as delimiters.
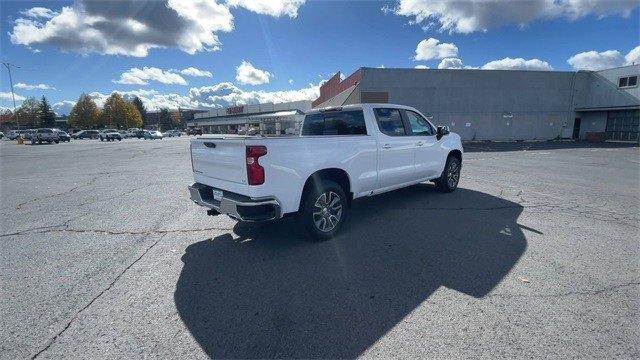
447, 160, 460, 188
312, 191, 343, 232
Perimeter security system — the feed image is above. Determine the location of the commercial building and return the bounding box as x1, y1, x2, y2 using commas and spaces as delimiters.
187, 100, 312, 136
314, 65, 639, 142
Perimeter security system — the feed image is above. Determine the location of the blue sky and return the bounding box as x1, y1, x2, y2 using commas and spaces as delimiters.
1, 0, 639, 115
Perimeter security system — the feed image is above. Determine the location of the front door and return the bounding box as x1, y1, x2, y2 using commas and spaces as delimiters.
572, 118, 581, 139
404, 109, 442, 179
373, 108, 416, 189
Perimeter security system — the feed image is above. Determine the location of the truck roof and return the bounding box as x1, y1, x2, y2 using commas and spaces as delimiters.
306, 103, 417, 114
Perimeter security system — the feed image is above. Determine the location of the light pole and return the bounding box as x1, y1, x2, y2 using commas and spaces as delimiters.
2, 62, 20, 128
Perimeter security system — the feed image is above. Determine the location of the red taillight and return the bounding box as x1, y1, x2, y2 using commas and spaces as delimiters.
246, 145, 267, 185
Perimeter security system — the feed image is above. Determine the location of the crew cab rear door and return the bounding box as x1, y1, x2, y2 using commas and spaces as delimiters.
190, 137, 248, 185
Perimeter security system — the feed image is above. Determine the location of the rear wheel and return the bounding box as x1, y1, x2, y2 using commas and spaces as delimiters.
435, 155, 461, 192
299, 180, 348, 241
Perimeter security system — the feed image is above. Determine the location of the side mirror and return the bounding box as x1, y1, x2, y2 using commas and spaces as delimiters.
436, 125, 450, 139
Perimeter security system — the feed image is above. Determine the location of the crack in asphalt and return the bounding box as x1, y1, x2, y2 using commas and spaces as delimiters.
0, 225, 232, 238
30, 232, 166, 359
27, 207, 180, 359
485, 281, 640, 300
12, 176, 101, 211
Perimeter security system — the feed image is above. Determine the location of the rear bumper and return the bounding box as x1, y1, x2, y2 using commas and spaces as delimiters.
188, 182, 281, 221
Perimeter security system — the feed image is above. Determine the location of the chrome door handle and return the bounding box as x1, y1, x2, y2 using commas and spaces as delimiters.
381, 144, 391, 149
416, 141, 424, 146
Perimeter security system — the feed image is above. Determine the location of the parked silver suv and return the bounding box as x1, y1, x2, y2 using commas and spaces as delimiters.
31, 128, 60, 145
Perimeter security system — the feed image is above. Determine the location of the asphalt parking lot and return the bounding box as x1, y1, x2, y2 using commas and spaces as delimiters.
1, 137, 638, 359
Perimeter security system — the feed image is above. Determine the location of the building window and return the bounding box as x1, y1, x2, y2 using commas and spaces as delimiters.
619, 75, 638, 88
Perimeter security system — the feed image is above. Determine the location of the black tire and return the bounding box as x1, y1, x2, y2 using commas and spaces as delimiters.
435, 155, 461, 193
298, 179, 348, 241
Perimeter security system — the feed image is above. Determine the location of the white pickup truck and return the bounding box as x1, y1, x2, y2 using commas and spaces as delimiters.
189, 103, 463, 240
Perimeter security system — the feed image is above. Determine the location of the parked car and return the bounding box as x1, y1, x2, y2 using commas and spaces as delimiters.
99, 129, 122, 141
24, 129, 36, 141
0, 131, 4, 139
72, 130, 100, 139
188, 103, 463, 240
31, 128, 60, 144
53, 129, 71, 142
186, 127, 203, 135
163, 130, 182, 137
128, 129, 145, 139
6, 130, 19, 140
143, 130, 163, 140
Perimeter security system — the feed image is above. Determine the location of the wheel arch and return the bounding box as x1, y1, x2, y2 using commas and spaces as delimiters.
299, 168, 352, 211
448, 149, 462, 163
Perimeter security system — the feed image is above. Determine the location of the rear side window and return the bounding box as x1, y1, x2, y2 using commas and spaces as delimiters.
301, 110, 367, 136
374, 108, 406, 136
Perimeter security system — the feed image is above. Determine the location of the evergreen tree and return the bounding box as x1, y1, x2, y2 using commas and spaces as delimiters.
131, 96, 147, 127
39, 96, 57, 128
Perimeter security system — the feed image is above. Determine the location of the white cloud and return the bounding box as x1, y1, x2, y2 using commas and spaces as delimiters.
14, 83, 56, 90
227, 0, 306, 18
88, 89, 194, 111
437, 57, 464, 69
567, 46, 640, 70
0, 92, 26, 101
414, 38, 458, 61
10, 0, 310, 56
10, 0, 234, 57
114, 67, 188, 85
53, 100, 75, 116
435, 57, 551, 70
82, 81, 321, 112
189, 81, 321, 108
625, 45, 640, 65
390, 0, 638, 34
21, 7, 58, 19
235, 61, 273, 85
482, 57, 552, 71
179, 67, 213, 77
288, 79, 294, 84
414, 65, 429, 69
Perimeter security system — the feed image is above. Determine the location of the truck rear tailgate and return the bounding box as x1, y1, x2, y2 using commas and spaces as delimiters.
190, 138, 247, 185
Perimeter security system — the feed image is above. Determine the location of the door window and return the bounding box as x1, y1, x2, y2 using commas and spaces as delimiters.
374, 108, 406, 136
405, 110, 435, 136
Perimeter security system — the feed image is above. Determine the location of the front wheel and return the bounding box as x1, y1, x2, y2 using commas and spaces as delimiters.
299, 180, 348, 241
435, 155, 461, 193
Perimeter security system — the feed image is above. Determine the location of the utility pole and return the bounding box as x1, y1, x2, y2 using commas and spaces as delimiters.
2, 62, 20, 128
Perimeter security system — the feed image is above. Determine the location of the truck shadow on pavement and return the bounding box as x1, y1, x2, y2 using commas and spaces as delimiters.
175, 186, 527, 359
